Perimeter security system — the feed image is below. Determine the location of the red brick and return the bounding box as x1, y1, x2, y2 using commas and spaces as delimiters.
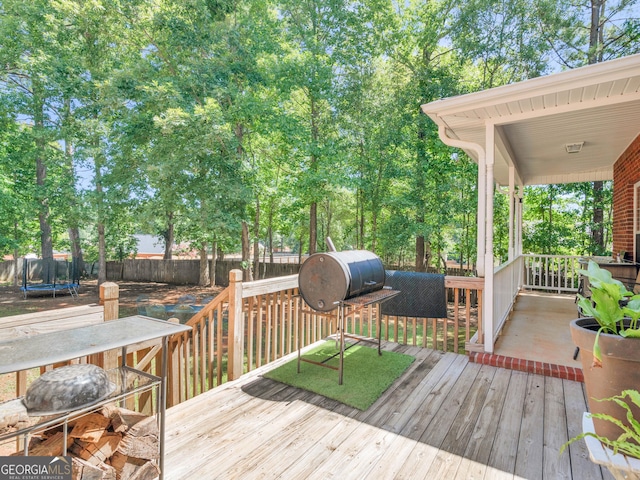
613, 133, 640, 258
473, 354, 584, 382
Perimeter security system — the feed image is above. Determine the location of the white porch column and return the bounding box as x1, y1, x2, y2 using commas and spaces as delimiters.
477, 154, 486, 277
508, 166, 515, 261
484, 124, 495, 353
516, 186, 523, 256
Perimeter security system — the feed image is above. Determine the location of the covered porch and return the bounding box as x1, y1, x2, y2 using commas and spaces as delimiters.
488, 254, 583, 371
422, 53, 640, 356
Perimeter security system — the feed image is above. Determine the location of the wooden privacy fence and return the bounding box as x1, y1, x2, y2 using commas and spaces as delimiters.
165, 270, 484, 407
105, 259, 300, 286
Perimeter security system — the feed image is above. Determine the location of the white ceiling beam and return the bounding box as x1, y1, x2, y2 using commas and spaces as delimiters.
494, 126, 523, 186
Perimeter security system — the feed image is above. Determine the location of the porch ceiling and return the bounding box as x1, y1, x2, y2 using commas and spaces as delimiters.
421, 53, 640, 186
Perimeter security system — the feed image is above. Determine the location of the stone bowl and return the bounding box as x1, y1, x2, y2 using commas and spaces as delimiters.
23, 364, 116, 415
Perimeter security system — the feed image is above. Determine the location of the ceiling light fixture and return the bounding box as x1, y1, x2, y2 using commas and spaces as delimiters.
565, 142, 584, 154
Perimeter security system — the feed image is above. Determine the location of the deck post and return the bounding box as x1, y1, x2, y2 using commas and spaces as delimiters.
228, 269, 244, 381
99, 282, 119, 369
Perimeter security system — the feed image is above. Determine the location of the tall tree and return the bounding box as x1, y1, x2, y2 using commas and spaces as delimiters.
0, 1, 64, 278
537, 0, 640, 254
278, 0, 353, 255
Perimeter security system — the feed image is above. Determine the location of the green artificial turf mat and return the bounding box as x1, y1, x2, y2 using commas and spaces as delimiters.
264, 341, 415, 411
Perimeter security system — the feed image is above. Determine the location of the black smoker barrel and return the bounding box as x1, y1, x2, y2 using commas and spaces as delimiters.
298, 250, 385, 312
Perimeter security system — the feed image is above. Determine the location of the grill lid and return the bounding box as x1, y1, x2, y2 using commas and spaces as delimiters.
298, 250, 385, 312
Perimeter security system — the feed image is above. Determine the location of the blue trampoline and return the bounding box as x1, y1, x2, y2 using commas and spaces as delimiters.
21, 258, 81, 299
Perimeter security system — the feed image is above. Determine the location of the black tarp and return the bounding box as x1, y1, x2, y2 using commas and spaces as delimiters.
381, 270, 447, 318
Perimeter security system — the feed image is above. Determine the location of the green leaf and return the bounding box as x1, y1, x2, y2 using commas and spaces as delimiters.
592, 329, 603, 367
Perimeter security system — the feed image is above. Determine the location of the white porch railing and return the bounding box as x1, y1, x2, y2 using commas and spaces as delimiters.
522, 254, 581, 293
493, 256, 524, 339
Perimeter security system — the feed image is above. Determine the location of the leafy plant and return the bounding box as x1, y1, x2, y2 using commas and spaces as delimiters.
577, 261, 640, 366
561, 390, 640, 459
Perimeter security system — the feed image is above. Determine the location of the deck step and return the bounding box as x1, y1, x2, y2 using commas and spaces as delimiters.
468, 351, 584, 382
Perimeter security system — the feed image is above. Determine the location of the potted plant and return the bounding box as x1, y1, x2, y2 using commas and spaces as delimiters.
571, 260, 640, 442
562, 389, 640, 477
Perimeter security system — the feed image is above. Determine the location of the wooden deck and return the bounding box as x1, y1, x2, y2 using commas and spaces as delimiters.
164, 342, 612, 480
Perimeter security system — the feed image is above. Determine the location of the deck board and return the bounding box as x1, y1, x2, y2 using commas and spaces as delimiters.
164, 341, 609, 480
487, 370, 529, 479
515, 374, 545, 479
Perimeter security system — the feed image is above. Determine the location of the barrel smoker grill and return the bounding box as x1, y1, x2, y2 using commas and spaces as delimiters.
297, 249, 399, 385
298, 250, 386, 312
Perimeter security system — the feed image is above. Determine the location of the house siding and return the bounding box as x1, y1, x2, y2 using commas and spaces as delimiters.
613, 133, 640, 261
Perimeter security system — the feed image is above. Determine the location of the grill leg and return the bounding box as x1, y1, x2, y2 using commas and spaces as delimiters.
338, 305, 344, 385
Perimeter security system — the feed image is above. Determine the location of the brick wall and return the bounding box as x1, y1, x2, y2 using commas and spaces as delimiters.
613, 133, 640, 261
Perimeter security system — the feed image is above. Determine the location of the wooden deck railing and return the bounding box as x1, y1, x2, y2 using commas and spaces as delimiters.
522, 254, 581, 293
164, 270, 484, 407
0, 274, 484, 412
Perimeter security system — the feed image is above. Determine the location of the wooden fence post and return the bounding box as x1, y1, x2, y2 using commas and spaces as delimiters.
99, 282, 119, 369
227, 269, 244, 381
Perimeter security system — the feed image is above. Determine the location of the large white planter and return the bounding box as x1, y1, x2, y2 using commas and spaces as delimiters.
582, 413, 640, 480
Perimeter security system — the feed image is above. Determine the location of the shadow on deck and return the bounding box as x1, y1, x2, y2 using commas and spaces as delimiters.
164, 340, 610, 479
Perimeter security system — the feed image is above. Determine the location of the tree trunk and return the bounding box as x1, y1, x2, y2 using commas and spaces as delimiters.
416, 234, 426, 272
62, 96, 85, 277
414, 115, 429, 273
358, 188, 365, 250
242, 221, 252, 281
309, 202, 317, 255
309, 89, 319, 256
268, 206, 274, 264
95, 152, 106, 286
68, 227, 84, 275
33, 81, 53, 282
325, 199, 332, 251
163, 212, 174, 260
97, 222, 106, 285
199, 244, 209, 286
588, 1, 606, 254
13, 241, 19, 287
592, 180, 605, 253
210, 241, 217, 287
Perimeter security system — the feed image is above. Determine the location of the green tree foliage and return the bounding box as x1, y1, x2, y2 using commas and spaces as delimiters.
536, 0, 640, 67
524, 0, 638, 255
1, 0, 634, 280
0, 115, 40, 259
0, 0, 74, 269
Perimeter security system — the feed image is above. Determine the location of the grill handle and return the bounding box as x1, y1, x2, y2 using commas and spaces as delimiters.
326, 237, 337, 252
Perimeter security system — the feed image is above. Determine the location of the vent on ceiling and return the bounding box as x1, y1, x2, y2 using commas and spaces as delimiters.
565, 142, 584, 154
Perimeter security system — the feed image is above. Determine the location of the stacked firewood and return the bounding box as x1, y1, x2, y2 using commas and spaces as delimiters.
13, 405, 159, 480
